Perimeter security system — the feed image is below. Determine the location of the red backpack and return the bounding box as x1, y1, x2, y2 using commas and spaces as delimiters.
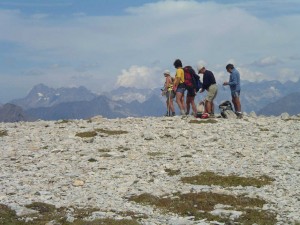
183, 66, 195, 88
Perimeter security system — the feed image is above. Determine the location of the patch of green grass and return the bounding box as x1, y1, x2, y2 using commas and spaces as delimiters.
129, 192, 277, 224
181, 172, 274, 188
259, 128, 269, 131
118, 146, 130, 152
75, 131, 97, 138
100, 153, 113, 157
283, 118, 300, 122
0, 202, 141, 225
165, 169, 181, 176
88, 158, 97, 162
147, 152, 164, 157
189, 119, 218, 124
0, 130, 8, 137
181, 154, 192, 158
98, 148, 111, 152
95, 128, 128, 135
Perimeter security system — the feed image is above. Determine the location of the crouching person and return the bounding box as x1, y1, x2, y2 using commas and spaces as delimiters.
197, 64, 218, 118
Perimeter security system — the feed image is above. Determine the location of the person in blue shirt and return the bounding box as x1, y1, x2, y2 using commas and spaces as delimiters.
223, 64, 242, 118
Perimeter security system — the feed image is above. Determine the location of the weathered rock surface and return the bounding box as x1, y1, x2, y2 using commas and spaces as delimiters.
0, 115, 299, 224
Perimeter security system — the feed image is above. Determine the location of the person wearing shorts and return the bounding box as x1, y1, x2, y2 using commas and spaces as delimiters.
173, 59, 186, 115
185, 85, 197, 116
223, 64, 242, 118
197, 64, 218, 117
162, 70, 175, 116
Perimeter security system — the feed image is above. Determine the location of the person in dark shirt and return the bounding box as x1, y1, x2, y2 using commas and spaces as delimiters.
197, 64, 218, 118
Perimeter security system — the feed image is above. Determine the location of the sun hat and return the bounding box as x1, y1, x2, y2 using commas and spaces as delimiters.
163, 70, 171, 75
196, 63, 205, 73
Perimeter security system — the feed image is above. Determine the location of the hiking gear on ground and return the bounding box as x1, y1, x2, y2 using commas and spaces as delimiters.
219, 101, 236, 119
196, 101, 205, 118
183, 66, 202, 92
201, 112, 209, 119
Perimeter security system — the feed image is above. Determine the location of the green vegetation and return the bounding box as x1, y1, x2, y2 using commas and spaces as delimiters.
129, 191, 277, 224
0, 130, 8, 137
129, 171, 277, 224
95, 128, 128, 135
88, 158, 97, 162
189, 119, 218, 124
0, 202, 141, 225
147, 152, 165, 157
75, 131, 97, 138
165, 169, 181, 176
76, 128, 128, 138
259, 127, 269, 131
181, 171, 274, 187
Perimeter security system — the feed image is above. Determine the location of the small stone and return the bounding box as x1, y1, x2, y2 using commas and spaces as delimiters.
73, 180, 84, 187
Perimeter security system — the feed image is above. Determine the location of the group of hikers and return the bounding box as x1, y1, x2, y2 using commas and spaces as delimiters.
161, 59, 242, 119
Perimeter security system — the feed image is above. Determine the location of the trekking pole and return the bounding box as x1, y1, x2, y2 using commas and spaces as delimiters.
168, 90, 171, 116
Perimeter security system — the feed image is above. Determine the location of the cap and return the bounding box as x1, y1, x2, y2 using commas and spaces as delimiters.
197, 64, 205, 73
163, 70, 170, 75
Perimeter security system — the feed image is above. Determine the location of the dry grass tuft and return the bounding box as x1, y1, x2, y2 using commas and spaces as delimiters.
75, 131, 97, 138
95, 128, 128, 135
0, 202, 141, 225
165, 169, 181, 176
129, 192, 277, 224
181, 171, 274, 187
0, 130, 8, 137
189, 119, 218, 124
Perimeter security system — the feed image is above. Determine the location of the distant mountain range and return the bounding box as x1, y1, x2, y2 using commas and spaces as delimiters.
10, 83, 97, 110
257, 92, 300, 116
0, 79, 299, 122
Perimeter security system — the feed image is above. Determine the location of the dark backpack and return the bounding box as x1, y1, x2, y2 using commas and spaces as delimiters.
219, 101, 236, 119
183, 66, 202, 92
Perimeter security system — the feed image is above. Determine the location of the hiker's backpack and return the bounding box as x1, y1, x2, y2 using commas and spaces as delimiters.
183, 66, 202, 92
219, 101, 236, 119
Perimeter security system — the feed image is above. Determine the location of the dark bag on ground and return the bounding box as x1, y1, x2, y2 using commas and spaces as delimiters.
219, 101, 236, 119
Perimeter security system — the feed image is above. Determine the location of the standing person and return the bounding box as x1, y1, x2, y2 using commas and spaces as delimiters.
173, 59, 186, 115
223, 64, 242, 118
184, 66, 198, 117
162, 70, 175, 116
197, 64, 218, 118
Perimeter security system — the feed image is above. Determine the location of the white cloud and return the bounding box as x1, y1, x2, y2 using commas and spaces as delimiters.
251, 56, 282, 67
237, 67, 269, 82
278, 68, 298, 82
116, 65, 162, 89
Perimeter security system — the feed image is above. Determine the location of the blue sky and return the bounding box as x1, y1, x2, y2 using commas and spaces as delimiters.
1, 0, 300, 102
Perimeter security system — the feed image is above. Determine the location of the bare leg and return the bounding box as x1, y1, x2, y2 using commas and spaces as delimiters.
186, 96, 191, 114
206, 100, 213, 114
176, 92, 185, 114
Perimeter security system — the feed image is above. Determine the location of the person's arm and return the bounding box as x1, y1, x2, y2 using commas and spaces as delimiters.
227, 72, 238, 87
165, 77, 171, 90
173, 70, 180, 90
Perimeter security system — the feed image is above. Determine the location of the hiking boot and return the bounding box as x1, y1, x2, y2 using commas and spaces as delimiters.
237, 113, 243, 119
171, 112, 176, 116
